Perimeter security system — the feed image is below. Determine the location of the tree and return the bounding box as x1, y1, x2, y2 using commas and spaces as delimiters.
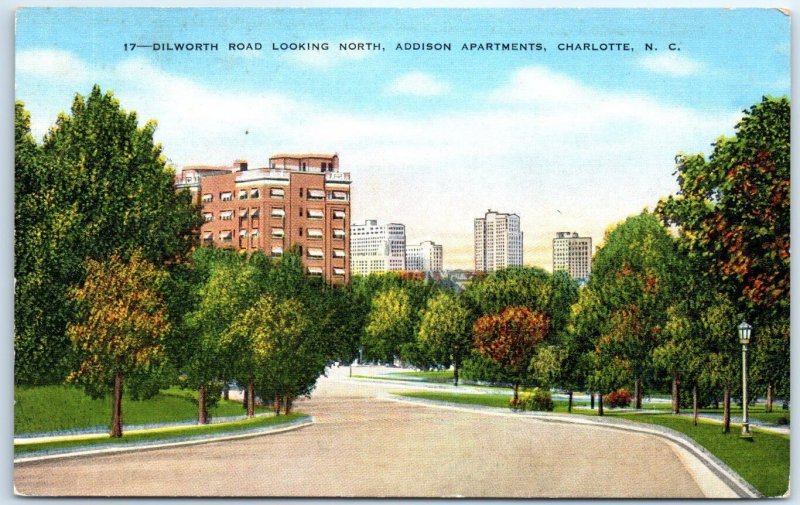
698, 293, 740, 433
587, 212, 681, 408
657, 97, 789, 320
364, 288, 414, 363
473, 306, 549, 406
14, 88, 200, 384
184, 251, 259, 422
418, 292, 472, 385
66, 252, 169, 437
750, 320, 789, 412
225, 296, 323, 415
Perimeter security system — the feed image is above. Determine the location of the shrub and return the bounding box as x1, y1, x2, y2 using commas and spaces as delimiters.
605, 388, 632, 408
776, 415, 790, 425
517, 388, 554, 412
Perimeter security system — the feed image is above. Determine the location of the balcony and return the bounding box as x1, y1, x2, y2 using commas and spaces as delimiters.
325, 172, 351, 183
236, 169, 289, 183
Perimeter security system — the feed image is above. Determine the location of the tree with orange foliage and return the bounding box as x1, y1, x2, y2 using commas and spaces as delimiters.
473, 306, 549, 406
67, 252, 169, 437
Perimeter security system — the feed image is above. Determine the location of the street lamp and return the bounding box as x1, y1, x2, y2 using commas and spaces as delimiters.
738, 321, 753, 439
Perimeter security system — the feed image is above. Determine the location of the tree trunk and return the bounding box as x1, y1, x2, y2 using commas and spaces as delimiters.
671, 373, 681, 414
453, 357, 460, 387
513, 383, 520, 409
568, 391, 573, 413
284, 395, 292, 415
111, 372, 124, 437
598, 393, 604, 416
243, 387, 249, 411
198, 384, 208, 424
247, 378, 255, 418
766, 382, 774, 413
692, 384, 699, 426
634, 376, 643, 409
223, 385, 229, 401
722, 384, 731, 433
590, 393, 595, 409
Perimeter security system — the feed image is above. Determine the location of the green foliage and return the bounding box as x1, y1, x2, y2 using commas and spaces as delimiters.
657, 96, 789, 320
517, 388, 554, 411
14, 90, 200, 384
417, 291, 472, 378
584, 212, 683, 393
66, 252, 169, 397
364, 287, 414, 362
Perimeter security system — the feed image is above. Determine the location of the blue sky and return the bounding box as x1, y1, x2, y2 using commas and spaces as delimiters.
16, 8, 790, 269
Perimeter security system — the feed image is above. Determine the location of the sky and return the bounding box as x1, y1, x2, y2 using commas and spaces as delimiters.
15, 8, 790, 270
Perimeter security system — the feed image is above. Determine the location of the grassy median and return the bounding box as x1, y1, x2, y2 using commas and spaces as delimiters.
15, 413, 308, 455
395, 391, 789, 497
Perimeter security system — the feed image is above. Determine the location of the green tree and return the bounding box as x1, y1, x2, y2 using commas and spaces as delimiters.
225, 296, 322, 415
418, 292, 472, 385
657, 96, 789, 320
587, 212, 681, 408
750, 320, 789, 412
185, 251, 259, 422
364, 287, 413, 363
14, 88, 200, 384
66, 252, 169, 437
698, 293, 740, 433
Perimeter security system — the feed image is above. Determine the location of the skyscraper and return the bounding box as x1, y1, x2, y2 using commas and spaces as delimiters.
553, 231, 592, 281
474, 210, 523, 272
406, 240, 443, 273
175, 154, 351, 284
350, 220, 407, 276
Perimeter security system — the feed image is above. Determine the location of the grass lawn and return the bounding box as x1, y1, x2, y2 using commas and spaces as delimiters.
396, 391, 591, 414
392, 370, 455, 381
395, 390, 788, 497
14, 385, 266, 435
15, 413, 307, 455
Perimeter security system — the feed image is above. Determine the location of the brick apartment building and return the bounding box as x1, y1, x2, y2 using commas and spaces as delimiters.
175, 154, 351, 284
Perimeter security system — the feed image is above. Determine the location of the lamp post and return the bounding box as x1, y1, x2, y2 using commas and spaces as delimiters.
738, 321, 753, 439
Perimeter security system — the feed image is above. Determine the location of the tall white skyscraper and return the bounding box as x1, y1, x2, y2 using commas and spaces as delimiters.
406, 240, 443, 273
350, 220, 406, 275
553, 232, 592, 281
474, 210, 523, 272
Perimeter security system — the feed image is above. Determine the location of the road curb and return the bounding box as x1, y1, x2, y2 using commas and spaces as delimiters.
387, 395, 761, 499
14, 416, 314, 465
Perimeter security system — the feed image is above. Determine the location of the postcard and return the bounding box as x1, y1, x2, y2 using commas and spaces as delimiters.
13, 7, 790, 498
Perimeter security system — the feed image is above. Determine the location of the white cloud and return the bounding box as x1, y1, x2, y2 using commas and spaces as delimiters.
386, 71, 451, 96
16, 49, 92, 83
638, 53, 704, 77
17, 55, 739, 270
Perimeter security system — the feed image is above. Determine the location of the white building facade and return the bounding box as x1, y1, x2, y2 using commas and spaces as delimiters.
406, 240, 443, 273
553, 231, 592, 281
474, 210, 523, 272
350, 220, 407, 275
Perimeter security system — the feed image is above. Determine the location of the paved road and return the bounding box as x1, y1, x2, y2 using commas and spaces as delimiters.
15, 366, 735, 498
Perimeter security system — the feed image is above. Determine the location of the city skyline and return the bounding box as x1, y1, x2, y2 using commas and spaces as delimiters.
15, 8, 789, 269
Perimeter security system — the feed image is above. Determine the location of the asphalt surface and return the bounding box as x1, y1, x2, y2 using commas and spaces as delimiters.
14, 366, 735, 498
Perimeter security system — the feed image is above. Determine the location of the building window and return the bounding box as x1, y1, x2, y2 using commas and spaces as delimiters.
221, 192, 232, 201
307, 266, 323, 276
271, 246, 283, 257
307, 209, 324, 220
307, 248, 324, 260
220, 210, 233, 221
270, 188, 284, 199
250, 188, 260, 199
219, 231, 232, 242
239, 189, 248, 200
202, 194, 213, 203
308, 228, 323, 240
298, 228, 303, 237
240, 208, 249, 219
308, 189, 325, 200
203, 212, 213, 222
333, 210, 346, 219
271, 228, 285, 238
333, 249, 346, 258
251, 208, 260, 219
333, 267, 345, 276
202, 231, 213, 244
271, 208, 285, 219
